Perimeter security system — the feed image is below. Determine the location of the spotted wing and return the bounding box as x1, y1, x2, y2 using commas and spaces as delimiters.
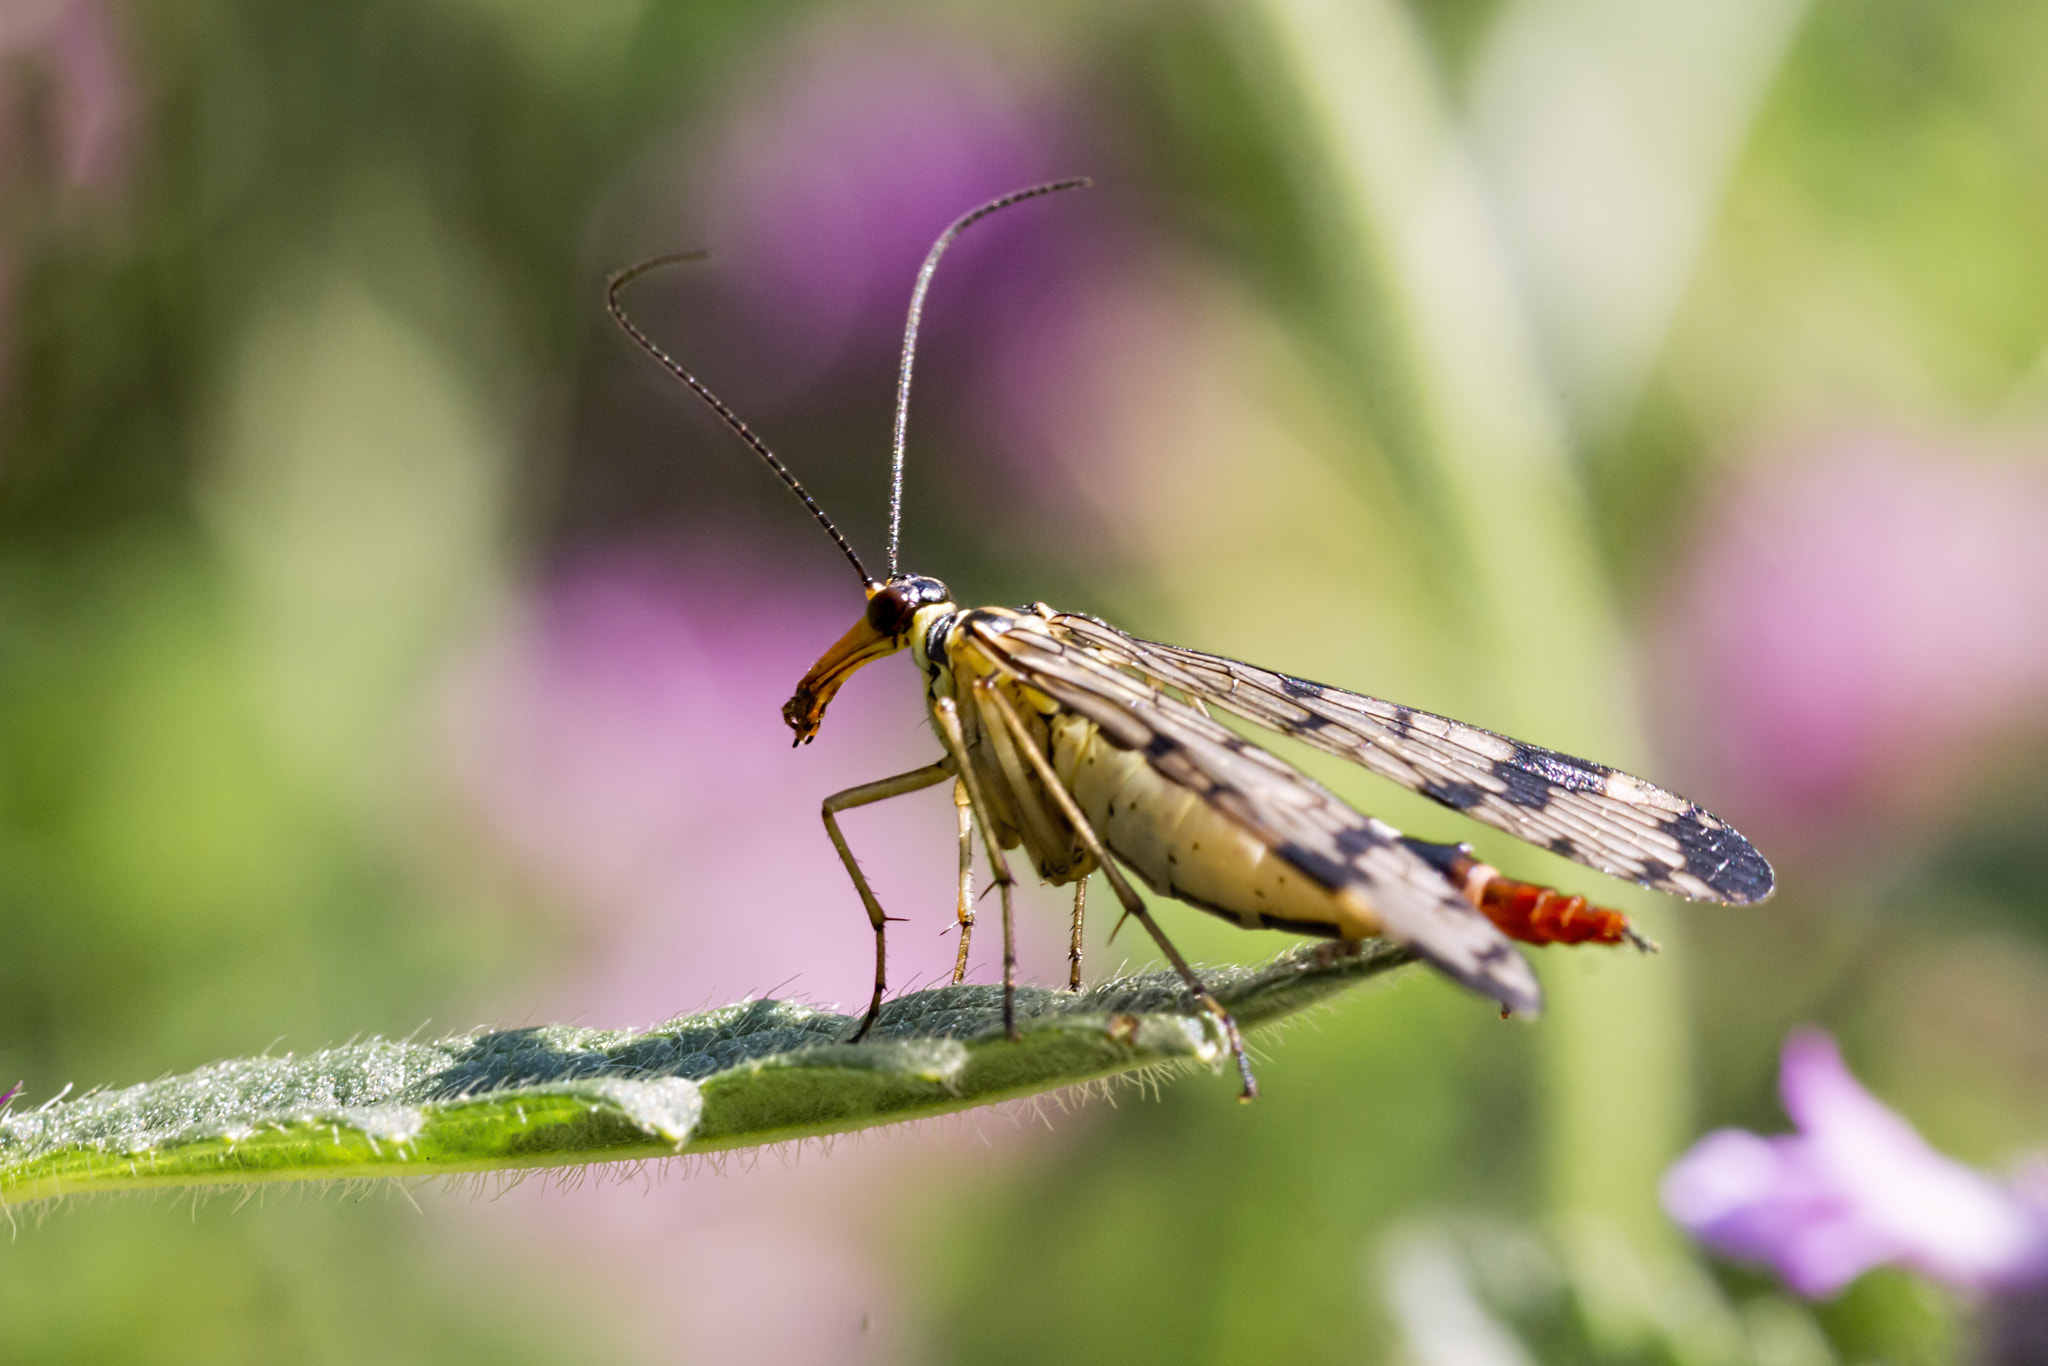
967, 617, 1542, 1016
1045, 612, 1774, 905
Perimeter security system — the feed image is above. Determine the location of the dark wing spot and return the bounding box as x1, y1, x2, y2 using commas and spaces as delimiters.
1423, 780, 1486, 811
1490, 760, 1556, 809
1143, 734, 1181, 760
1474, 940, 1518, 967
1547, 835, 1580, 859
1662, 809, 1776, 903
1512, 743, 1611, 792
1279, 674, 1324, 700
1407, 934, 1542, 1016
1389, 706, 1414, 738
1273, 841, 1355, 892
1397, 836, 1469, 878
1333, 825, 1390, 859
1294, 711, 1334, 732
1474, 943, 1542, 1013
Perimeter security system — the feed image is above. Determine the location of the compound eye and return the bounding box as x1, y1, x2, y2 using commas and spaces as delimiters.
865, 584, 919, 637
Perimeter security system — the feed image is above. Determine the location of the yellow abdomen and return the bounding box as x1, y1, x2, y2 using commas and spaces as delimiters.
1047, 712, 1382, 939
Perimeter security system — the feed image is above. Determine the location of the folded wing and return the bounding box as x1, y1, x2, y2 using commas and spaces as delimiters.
1047, 613, 1773, 906
969, 617, 1543, 1015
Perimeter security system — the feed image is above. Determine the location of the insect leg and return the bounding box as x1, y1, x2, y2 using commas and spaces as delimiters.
1068, 877, 1088, 992
821, 758, 957, 1041
967, 678, 1088, 1016
973, 677, 1070, 862
928, 696, 1023, 1039
980, 684, 1258, 1101
952, 778, 976, 985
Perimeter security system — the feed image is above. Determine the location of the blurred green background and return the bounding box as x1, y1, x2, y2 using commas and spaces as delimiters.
3, 0, 2047, 1361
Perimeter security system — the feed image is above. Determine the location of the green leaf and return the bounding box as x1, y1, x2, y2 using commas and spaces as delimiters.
0, 941, 1414, 1204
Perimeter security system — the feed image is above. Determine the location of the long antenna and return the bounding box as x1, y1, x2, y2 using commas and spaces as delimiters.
887, 177, 1091, 576
608, 254, 876, 587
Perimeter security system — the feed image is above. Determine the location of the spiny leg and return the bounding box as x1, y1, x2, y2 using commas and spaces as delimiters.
821, 758, 956, 1041
951, 778, 976, 985
929, 695, 1022, 1039
981, 683, 1258, 1100
1118, 898, 1258, 1101
1068, 877, 1088, 992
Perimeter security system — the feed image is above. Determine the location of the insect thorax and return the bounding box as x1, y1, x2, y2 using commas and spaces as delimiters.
913, 604, 1040, 707
907, 601, 962, 682
917, 606, 1103, 884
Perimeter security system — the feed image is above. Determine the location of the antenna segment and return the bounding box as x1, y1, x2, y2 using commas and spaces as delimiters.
608, 178, 1091, 589
608, 254, 876, 587
887, 177, 1092, 577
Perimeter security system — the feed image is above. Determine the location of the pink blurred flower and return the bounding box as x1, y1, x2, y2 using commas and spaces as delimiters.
698, 16, 1072, 384
0, 0, 133, 192
1660, 439, 2048, 834
0, 0, 132, 404
440, 536, 1068, 1026
1663, 1029, 2048, 1298
440, 539, 936, 1027
979, 243, 1190, 495
435, 539, 1074, 1366
966, 244, 1274, 582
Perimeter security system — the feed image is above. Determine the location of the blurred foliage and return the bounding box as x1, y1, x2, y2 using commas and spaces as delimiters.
2, 0, 2045, 1361
7, 1202, 580, 1366
1607, 0, 2048, 587
929, 977, 1539, 1362
0, 0, 802, 1357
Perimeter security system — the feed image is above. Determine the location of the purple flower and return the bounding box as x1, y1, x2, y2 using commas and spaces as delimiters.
435, 540, 1072, 1365
1656, 439, 2048, 837
694, 16, 1070, 384
0, 0, 134, 192
437, 536, 1074, 1028
1663, 1030, 2048, 1298
0, 0, 134, 402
